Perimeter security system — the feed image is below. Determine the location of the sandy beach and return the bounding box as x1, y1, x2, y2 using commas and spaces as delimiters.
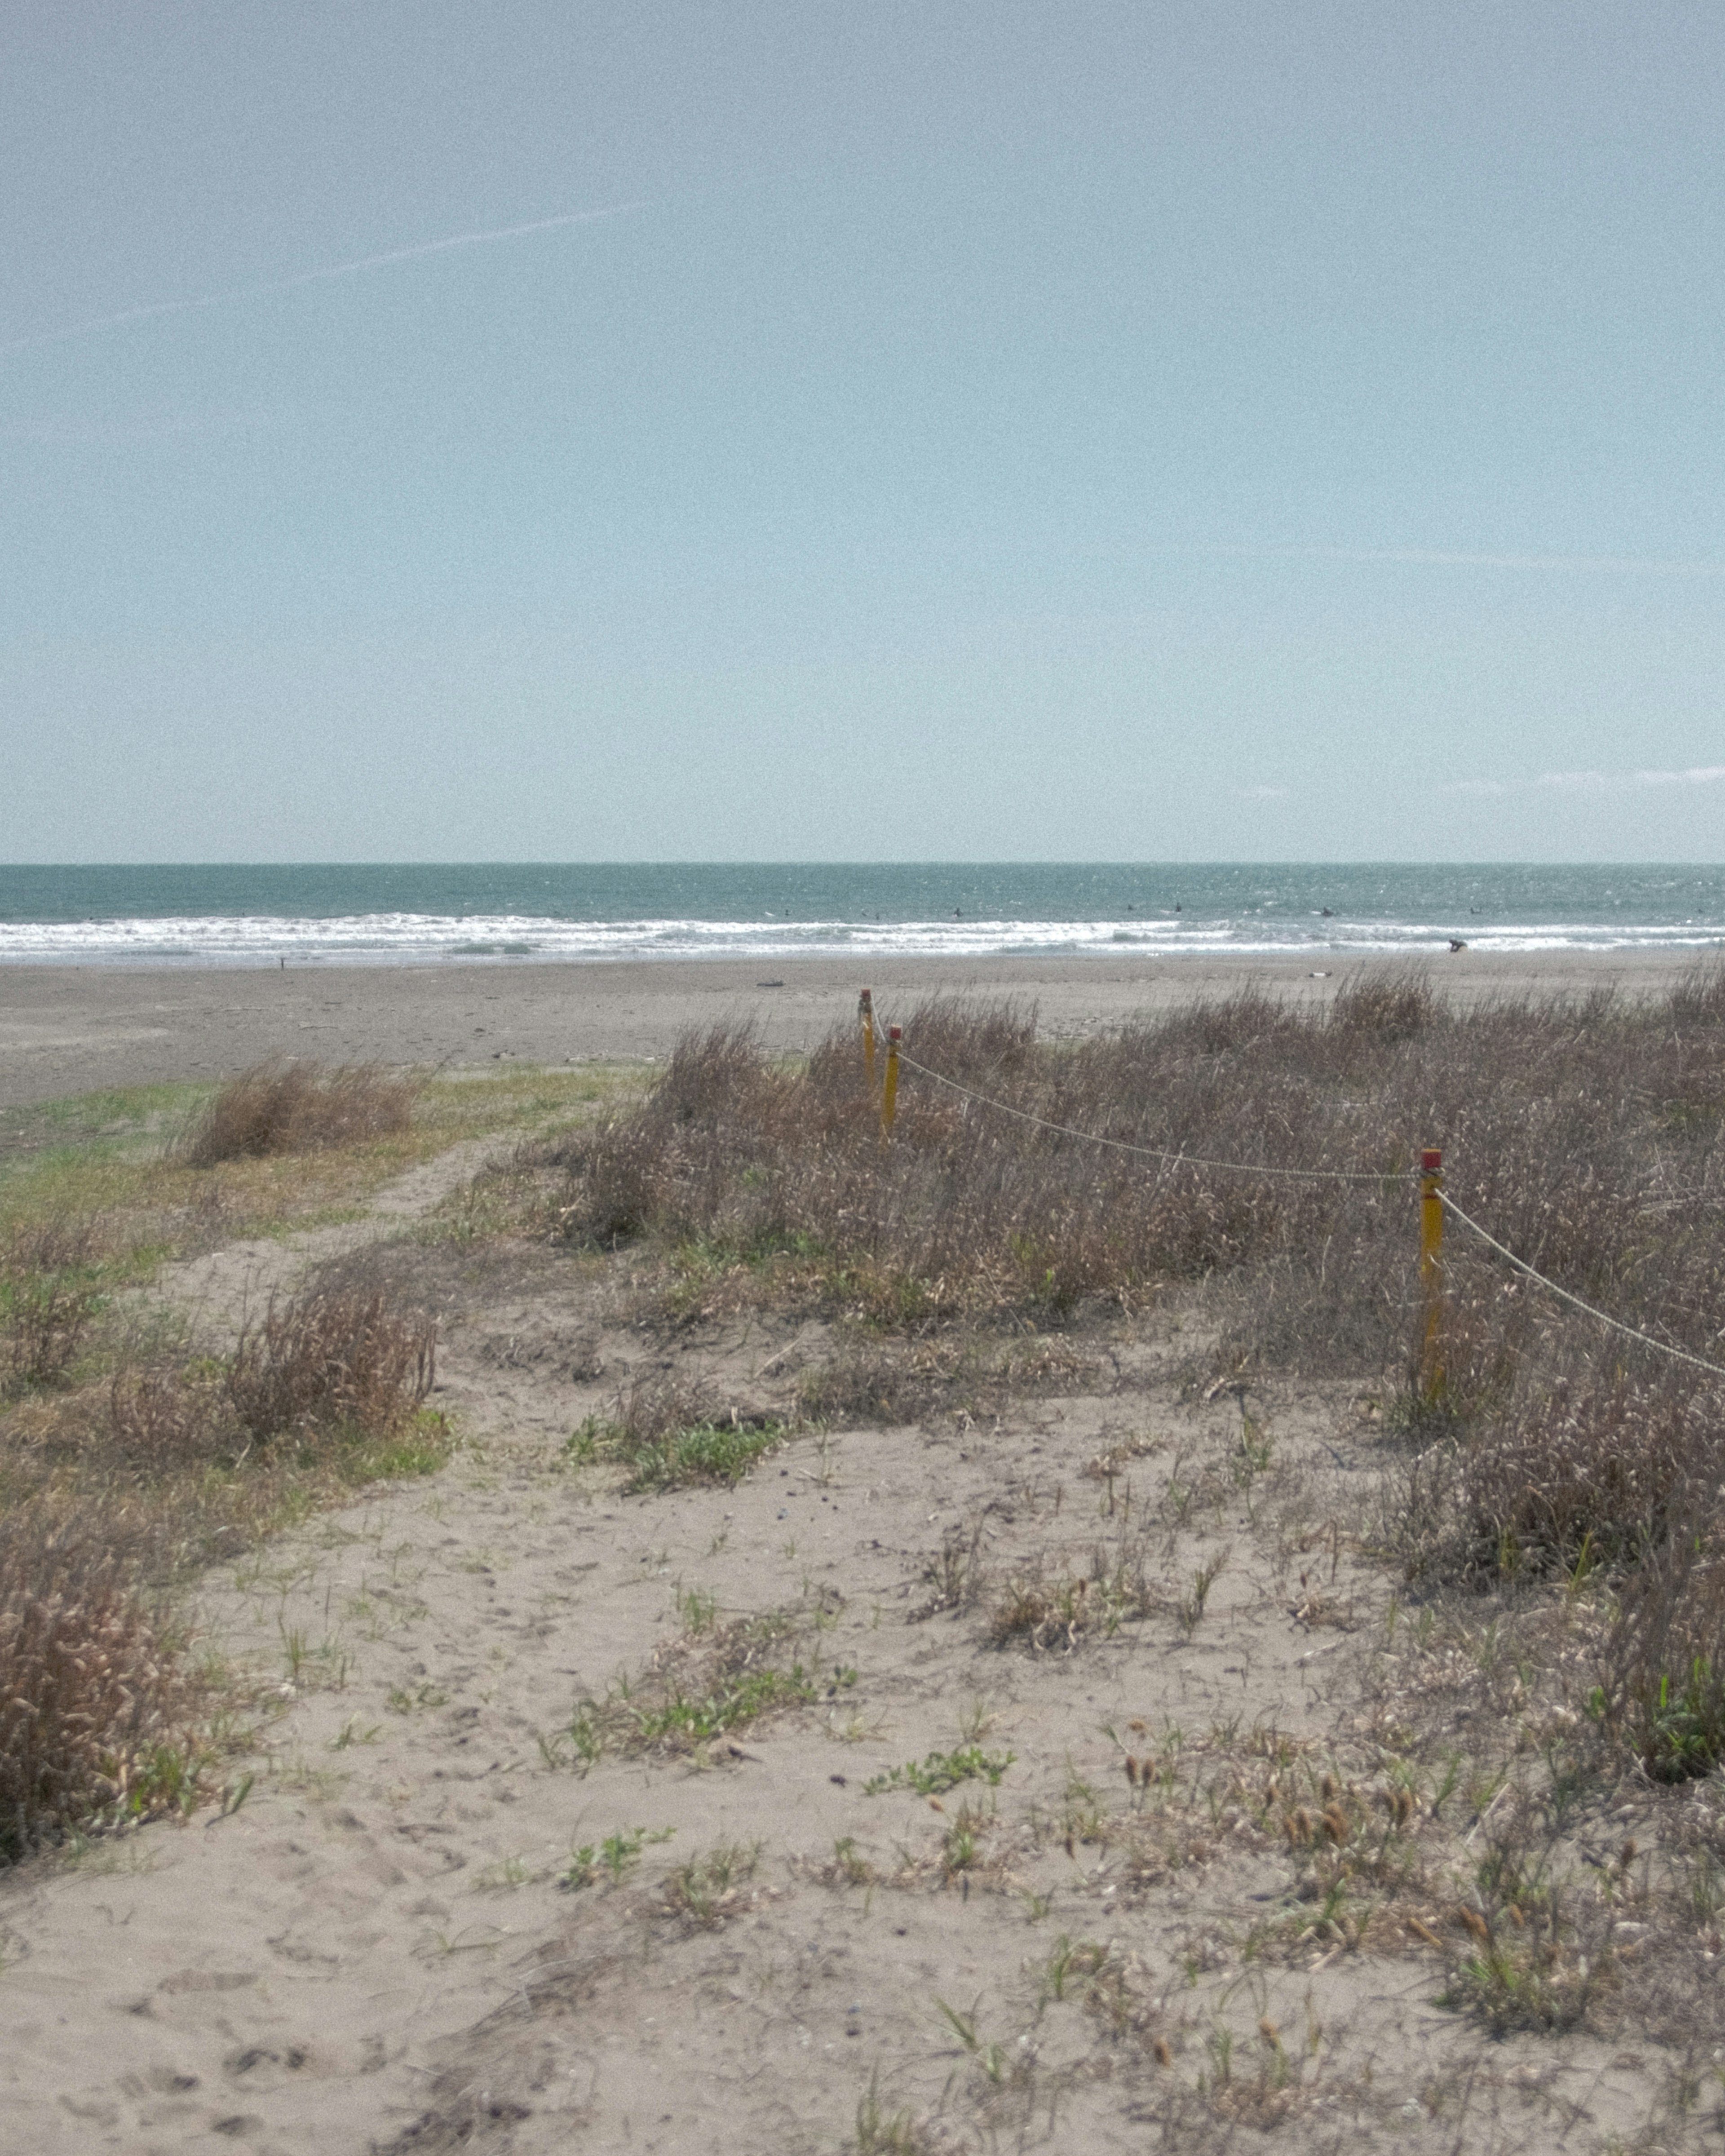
0, 947, 1705, 1110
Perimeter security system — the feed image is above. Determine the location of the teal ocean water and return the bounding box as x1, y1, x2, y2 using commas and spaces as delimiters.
1, 864, 1722, 967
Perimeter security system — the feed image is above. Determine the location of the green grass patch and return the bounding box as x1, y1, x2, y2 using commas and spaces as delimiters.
566, 1409, 787, 1491
0, 1064, 648, 1259
863, 1745, 1016, 1797
631, 1662, 818, 1744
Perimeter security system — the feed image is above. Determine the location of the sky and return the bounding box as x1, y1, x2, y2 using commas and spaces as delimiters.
3, 1, 1723, 865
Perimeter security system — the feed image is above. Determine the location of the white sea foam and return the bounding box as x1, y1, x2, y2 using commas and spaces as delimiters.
1, 911, 1721, 966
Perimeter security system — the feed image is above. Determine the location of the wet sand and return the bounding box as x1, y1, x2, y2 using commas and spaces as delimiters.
0, 948, 1705, 1109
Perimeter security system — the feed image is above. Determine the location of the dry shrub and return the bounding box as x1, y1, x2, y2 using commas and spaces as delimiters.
986, 1532, 1160, 1651
1, 1220, 105, 1393
226, 1283, 435, 1444
548, 981, 1725, 1381
0, 1514, 189, 1861
177, 1058, 415, 1167
797, 1330, 1091, 1426
1668, 955, 1725, 1028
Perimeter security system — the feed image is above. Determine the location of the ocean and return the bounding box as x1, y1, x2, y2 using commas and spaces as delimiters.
1, 864, 1722, 967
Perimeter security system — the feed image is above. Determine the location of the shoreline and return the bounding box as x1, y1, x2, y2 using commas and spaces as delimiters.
0, 947, 1709, 1110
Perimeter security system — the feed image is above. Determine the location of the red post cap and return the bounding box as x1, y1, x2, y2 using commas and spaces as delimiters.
859, 988, 871, 1005
888, 1025, 902, 1041
1421, 1148, 1442, 1173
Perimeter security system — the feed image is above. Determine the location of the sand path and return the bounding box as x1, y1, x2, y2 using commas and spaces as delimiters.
151, 1139, 507, 1345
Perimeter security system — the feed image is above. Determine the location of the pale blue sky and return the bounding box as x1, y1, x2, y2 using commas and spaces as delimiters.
4, 2, 1723, 863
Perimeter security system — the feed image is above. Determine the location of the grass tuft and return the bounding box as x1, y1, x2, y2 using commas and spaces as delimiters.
226, 1282, 435, 1446
661, 1838, 761, 1926
864, 1745, 1015, 1797
1, 1220, 106, 1395
0, 1514, 195, 1862
566, 1375, 784, 1490
176, 1059, 416, 1167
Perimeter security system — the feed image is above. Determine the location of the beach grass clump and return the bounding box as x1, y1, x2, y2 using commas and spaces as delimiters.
0, 1513, 194, 1863
549, 965, 1725, 1372
225, 1280, 436, 1447
177, 1058, 417, 1168
1, 1219, 108, 1395
1592, 1510, 1725, 1780
2, 1259, 444, 1586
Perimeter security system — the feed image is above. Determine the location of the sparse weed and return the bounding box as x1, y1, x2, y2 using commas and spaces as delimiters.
632, 1664, 816, 1746
1178, 1549, 1230, 1635
864, 1745, 1015, 1797
559, 1824, 674, 1891
854, 2073, 927, 2154
662, 1839, 761, 1926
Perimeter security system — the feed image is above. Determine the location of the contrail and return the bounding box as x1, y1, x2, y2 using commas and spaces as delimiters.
1, 201, 644, 356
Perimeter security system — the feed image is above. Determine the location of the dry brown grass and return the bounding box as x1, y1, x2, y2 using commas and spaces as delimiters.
547, 965, 1725, 1773
0, 1513, 194, 1862
550, 974, 1723, 1365
177, 1058, 416, 1167
226, 1281, 436, 1446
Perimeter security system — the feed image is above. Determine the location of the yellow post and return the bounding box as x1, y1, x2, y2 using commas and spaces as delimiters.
1420, 1147, 1444, 1397
881, 1025, 901, 1135
859, 988, 876, 1091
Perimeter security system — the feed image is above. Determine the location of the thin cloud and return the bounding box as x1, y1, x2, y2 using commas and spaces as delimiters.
1239, 784, 1290, 800
1539, 766, 1725, 792
1, 202, 644, 357
1198, 542, 1725, 581
1443, 766, 1725, 798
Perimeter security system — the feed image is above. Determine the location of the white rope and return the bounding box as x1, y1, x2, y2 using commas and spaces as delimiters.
891, 1046, 1414, 1186
864, 1006, 1725, 1380
1437, 1190, 1725, 1381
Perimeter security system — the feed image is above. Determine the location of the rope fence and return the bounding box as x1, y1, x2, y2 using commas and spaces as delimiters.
853, 986, 1725, 1392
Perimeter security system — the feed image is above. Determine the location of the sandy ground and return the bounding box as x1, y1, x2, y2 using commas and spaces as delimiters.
2, 1155, 1667, 2156
0, 947, 1707, 1110
3, 954, 1718, 2153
